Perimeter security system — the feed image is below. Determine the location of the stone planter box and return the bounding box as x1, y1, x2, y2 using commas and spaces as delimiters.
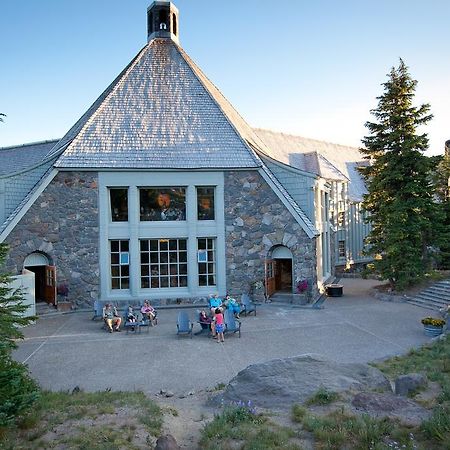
423, 325, 444, 337
326, 284, 343, 297
57, 301, 73, 312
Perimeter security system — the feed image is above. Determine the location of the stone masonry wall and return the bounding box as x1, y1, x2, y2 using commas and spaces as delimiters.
224, 171, 317, 300
5, 172, 99, 308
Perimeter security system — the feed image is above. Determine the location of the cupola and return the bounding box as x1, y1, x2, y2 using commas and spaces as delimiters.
147, 1, 179, 44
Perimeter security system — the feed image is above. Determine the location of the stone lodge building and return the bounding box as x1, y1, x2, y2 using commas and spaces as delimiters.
0, 1, 370, 308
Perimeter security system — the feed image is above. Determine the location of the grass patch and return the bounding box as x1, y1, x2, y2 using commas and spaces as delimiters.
199, 405, 300, 450
0, 390, 162, 450
374, 335, 450, 405
304, 387, 340, 406
291, 404, 307, 423
302, 409, 392, 449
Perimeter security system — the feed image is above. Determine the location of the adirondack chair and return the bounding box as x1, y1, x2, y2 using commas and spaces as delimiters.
177, 311, 193, 338
224, 309, 241, 338
123, 306, 139, 334
241, 294, 256, 316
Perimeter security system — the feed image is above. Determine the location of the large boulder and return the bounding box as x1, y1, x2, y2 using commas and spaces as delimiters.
212, 354, 390, 410
394, 373, 427, 396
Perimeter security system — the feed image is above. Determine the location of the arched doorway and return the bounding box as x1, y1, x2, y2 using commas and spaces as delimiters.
265, 246, 293, 298
23, 252, 57, 305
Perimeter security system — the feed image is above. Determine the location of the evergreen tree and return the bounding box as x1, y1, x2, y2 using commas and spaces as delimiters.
359, 59, 439, 290
432, 144, 450, 268
0, 243, 39, 426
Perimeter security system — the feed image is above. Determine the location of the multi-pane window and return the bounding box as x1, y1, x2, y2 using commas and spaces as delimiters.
338, 240, 346, 258
197, 187, 215, 220
338, 211, 345, 227
140, 239, 187, 288
139, 188, 186, 221
110, 240, 130, 289
198, 238, 216, 286
110, 188, 128, 222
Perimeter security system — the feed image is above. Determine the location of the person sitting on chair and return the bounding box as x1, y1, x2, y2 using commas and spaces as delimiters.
141, 300, 157, 325
198, 310, 212, 330
224, 294, 241, 319
126, 306, 138, 331
103, 303, 122, 333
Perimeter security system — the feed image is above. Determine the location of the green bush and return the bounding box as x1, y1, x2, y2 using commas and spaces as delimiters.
0, 356, 40, 427
305, 387, 340, 406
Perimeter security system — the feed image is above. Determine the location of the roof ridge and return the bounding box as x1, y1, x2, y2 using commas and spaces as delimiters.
254, 127, 361, 152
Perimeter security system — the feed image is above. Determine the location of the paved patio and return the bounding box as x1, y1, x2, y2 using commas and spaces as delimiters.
14, 279, 431, 395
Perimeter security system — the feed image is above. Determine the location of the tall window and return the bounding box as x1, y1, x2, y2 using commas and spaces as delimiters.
338, 240, 346, 258
197, 187, 215, 220
338, 211, 345, 227
110, 188, 128, 222
140, 188, 186, 221
140, 239, 187, 288
198, 238, 216, 286
110, 240, 129, 289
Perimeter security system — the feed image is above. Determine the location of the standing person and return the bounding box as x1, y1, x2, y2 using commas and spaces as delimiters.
214, 307, 225, 343
103, 303, 122, 333
141, 300, 157, 325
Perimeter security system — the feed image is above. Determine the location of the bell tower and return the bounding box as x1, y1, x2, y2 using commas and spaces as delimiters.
147, 1, 180, 44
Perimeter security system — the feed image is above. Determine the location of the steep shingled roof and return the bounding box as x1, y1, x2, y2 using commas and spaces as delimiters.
253, 129, 367, 202
0, 140, 58, 176
53, 39, 265, 170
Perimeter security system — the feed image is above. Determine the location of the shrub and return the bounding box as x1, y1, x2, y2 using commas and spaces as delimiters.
305, 387, 340, 406
0, 356, 40, 427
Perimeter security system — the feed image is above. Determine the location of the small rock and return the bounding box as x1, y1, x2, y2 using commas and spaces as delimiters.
155, 434, 180, 450
164, 391, 174, 398
72, 386, 81, 394
395, 373, 427, 396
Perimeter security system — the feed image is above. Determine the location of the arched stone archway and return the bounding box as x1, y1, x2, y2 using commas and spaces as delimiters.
23, 252, 56, 305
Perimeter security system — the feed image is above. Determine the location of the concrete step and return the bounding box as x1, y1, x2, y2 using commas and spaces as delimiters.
417, 291, 450, 302
406, 278, 450, 311
413, 296, 448, 309
269, 293, 308, 304
406, 298, 440, 312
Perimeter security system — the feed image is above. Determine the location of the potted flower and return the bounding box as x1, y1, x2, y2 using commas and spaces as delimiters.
295, 279, 309, 305
421, 317, 446, 337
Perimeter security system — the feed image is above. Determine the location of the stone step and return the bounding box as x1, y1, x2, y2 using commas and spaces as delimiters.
423, 285, 450, 294
406, 298, 440, 312
416, 290, 450, 300
269, 293, 308, 304
413, 295, 448, 308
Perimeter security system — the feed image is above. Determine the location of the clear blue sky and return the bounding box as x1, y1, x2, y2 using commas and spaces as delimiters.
1, 0, 449, 155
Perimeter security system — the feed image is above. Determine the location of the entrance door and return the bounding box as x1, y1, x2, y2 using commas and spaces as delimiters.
44, 265, 57, 305
275, 259, 293, 291
265, 259, 276, 298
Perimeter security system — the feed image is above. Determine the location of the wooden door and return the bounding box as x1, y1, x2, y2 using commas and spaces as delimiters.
265, 259, 276, 298
44, 265, 57, 305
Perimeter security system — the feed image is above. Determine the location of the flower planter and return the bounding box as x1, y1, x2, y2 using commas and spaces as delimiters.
423, 325, 444, 337
326, 284, 343, 297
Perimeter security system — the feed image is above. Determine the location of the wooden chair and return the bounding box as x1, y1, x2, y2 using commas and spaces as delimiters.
241, 294, 257, 316
224, 309, 241, 338
176, 311, 193, 338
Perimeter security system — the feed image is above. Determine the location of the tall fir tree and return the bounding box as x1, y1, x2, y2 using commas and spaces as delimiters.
432, 143, 450, 268
359, 59, 439, 290
0, 243, 39, 426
